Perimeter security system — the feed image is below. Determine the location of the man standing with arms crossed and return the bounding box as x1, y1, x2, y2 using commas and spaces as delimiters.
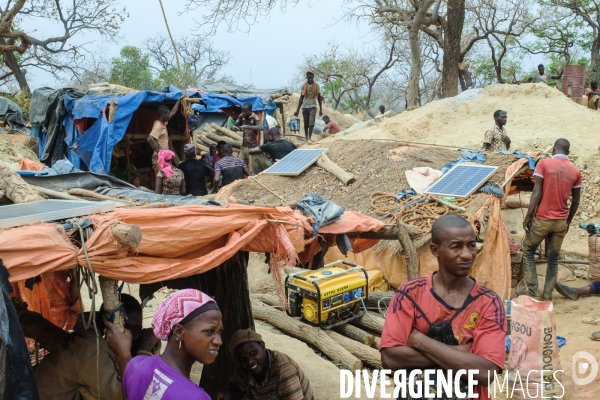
522, 138, 582, 300
294, 70, 322, 143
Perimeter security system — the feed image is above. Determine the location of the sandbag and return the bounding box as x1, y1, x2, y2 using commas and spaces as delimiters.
588, 234, 600, 281
505, 194, 530, 209
507, 296, 562, 397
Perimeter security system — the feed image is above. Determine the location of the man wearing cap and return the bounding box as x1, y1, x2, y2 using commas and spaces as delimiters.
294, 70, 323, 143
216, 329, 314, 400
178, 143, 212, 196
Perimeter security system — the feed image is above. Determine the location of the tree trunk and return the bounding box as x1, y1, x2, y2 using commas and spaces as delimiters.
333, 324, 375, 346
2, 50, 30, 96
407, 27, 422, 108
349, 313, 385, 334
325, 330, 383, 369
441, 0, 465, 98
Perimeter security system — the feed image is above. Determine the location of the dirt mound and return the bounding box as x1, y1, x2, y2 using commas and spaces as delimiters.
218, 140, 516, 217
330, 83, 598, 161
0, 134, 40, 170
280, 93, 361, 132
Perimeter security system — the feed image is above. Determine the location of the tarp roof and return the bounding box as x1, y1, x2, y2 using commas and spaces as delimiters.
197, 80, 285, 97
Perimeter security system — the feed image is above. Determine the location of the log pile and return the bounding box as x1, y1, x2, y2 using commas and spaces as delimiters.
192, 123, 245, 156
270, 91, 291, 104
250, 293, 386, 371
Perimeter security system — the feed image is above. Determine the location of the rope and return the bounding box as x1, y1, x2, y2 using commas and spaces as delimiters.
74, 220, 101, 400
370, 192, 474, 231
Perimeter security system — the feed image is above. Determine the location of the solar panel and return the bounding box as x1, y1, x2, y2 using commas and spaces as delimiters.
262, 148, 328, 176
425, 164, 498, 198
0, 200, 115, 229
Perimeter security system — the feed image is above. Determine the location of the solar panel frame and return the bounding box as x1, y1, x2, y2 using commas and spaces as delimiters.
262, 148, 328, 176
425, 164, 498, 198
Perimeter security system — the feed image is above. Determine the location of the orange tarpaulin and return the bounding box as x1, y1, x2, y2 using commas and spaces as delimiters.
0, 204, 384, 284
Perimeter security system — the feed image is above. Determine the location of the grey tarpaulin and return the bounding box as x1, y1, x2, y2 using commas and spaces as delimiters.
95, 187, 223, 206
21, 172, 135, 192
0, 97, 28, 133
296, 193, 344, 236
0, 260, 39, 400
196, 80, 285, 97
29, 87, 62, 126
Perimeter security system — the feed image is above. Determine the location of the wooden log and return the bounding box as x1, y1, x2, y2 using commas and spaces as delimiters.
98, 276, 125, 332
366, 291, 395, 308
428, 195, 466, 212
397, 221, 418, 281
33, 186, 83, 201
346, 224, 422, 240
333, 324, 375, 346
316, 153, 355, 185
198, 133, 217, 146
251, 299, 363, 371
206, 131, 242, 148
373, 336, 381, 350
69, 188, 137, 206
195, 142, 210, 153
135, 201, 174, 209
211, 123, 243, 141
325, 330, 382, 369
350, 313, 385, 334
111, 222, 142, 249
0, 164, 44, 203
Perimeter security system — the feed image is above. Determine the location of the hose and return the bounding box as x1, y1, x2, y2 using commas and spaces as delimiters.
359, 298, 384, 327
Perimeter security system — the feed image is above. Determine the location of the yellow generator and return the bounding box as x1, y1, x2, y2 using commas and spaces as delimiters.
285, 261, 368, 329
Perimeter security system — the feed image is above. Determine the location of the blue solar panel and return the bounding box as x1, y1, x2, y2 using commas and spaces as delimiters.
425, 164, 498, 198
262, 148, 328, 176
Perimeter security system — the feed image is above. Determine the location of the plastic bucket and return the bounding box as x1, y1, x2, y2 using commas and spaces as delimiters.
288, 117, 300, 132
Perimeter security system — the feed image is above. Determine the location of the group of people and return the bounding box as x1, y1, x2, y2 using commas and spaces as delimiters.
136, 100, 300, 197
18, 289, 313, 400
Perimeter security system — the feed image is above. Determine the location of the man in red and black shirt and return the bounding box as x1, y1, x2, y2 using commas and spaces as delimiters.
523, 138, 582, 300
381, 215, 506, 400
232, 102, 272, 175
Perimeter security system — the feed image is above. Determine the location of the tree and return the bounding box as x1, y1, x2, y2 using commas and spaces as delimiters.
143, 33, 231, 87
65, 50, 111, 89
0, 0, 126, 95
109, 46, 155, 91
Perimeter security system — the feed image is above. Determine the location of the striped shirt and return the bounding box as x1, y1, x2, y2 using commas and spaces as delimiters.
231, 349, 314, 400
214, 156, 247, 171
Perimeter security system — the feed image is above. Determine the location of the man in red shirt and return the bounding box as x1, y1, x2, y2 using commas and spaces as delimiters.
322, 115, 340, 135
381, 215, 506, 400
523, 138, 582, 300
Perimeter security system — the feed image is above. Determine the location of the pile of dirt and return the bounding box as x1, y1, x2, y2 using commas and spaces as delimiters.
328, 83, 599, 161
0, 134, 39, 170
218, 140, 516, 217
279, 93, 361, 132
574, 152, 600, 220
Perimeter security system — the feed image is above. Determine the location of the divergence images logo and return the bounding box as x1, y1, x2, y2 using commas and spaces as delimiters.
572, 351, 598, 386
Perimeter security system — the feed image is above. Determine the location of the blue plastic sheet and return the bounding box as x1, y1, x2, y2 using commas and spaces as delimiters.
396, 189, 417, 201
191, 93, 276, 115
296, 193, 344, 236
440, 150, 487, 174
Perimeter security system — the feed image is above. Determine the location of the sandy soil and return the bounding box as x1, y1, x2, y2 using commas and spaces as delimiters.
0, 134, 39, 170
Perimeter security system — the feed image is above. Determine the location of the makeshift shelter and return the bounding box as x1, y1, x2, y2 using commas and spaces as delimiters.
28, 85, 279, 179
215, 139, 539, 300
0, 196, 384, 396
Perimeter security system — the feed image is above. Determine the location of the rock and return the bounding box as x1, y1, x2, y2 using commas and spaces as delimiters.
594, 177, 600, 184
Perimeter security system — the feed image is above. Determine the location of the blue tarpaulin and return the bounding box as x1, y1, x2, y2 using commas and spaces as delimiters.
54, 88, 276, 174
500, 150, 537, 170
440, 150, 487, 174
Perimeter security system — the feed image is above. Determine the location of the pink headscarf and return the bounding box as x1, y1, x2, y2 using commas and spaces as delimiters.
152, 289, 219, 341
157, 149, 176, 179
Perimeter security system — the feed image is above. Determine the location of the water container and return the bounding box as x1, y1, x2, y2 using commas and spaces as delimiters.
287, 117, 300, 132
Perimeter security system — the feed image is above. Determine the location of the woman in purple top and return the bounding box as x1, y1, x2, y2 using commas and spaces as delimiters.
105, 289, 223, 400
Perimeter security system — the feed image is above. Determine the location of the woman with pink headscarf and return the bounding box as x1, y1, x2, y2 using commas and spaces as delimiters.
155, 149, 185, 195
104, 289, 222, 400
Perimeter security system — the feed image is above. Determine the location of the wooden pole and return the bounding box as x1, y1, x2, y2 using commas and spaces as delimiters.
158, 0, 185, 90
397, 221, 418, 281
350, 313, 385, 334
68, 188, 137, 206
251, 299, 363, 371
34, 186, 86, 201
206, 131, 242, 148
325, 330, 383, 369
316, 153, 355, 185
211, 123, 243, 140
99, 276, 125, 332
333, 324, 375, 346
428, 195, 466, 212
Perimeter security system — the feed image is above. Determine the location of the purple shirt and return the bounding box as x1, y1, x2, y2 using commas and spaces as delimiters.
123, 355, 210, 400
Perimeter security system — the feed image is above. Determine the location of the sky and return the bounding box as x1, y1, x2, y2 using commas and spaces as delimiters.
23, 0, 376, 91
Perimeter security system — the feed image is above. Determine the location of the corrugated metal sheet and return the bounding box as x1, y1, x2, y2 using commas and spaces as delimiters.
562, 65, 586, 105
0, 200, 115, 229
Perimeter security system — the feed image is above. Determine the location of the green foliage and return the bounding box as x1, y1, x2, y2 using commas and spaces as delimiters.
155, 64, 197, 89
3, 92, 31, 119
109, 46, 156, 90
